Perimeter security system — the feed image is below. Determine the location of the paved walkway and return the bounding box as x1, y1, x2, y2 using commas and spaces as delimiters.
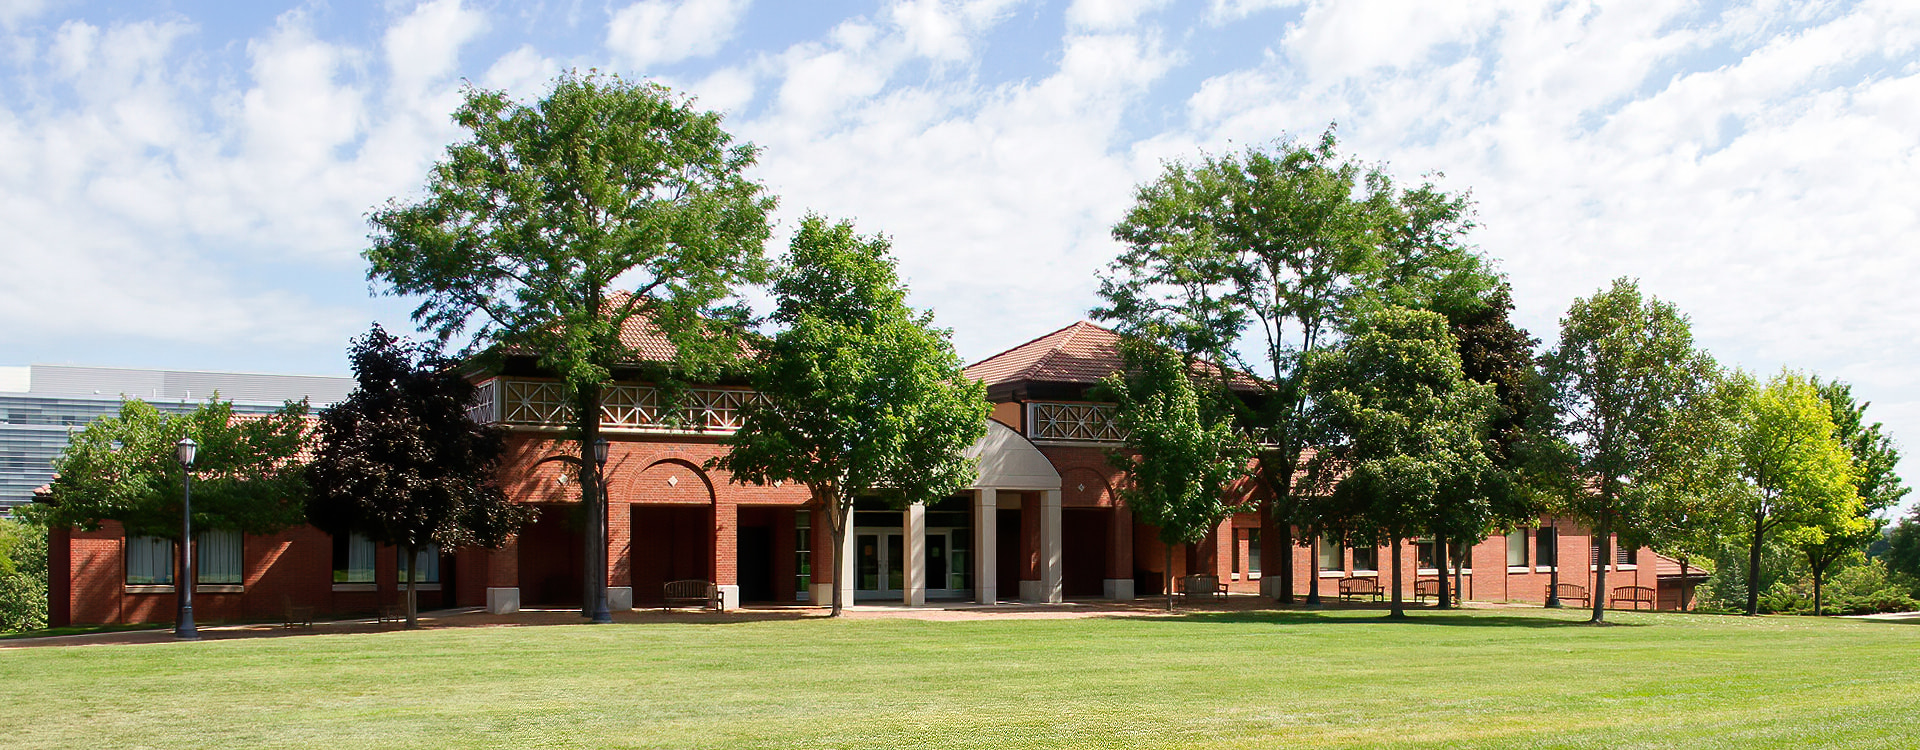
3, 594, 1455, 648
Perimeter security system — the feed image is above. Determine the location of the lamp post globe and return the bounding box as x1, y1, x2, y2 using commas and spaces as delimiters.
174, 437, 199, 640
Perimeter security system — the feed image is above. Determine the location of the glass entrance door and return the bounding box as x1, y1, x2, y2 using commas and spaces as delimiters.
854, 527, 973, 600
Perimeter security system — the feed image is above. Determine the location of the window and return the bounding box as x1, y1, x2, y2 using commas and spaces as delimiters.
795, 513, 812, 597
197, 529, 243, 585
1317, 534, 1343, 571
1352, 544, 1377, 572
333, 533, 376, 583
126, 536, 174, 585
1246, 528, 1261, 575
1506, 529, 1529, 568
1618, 544, 1637, 566
1535, 527, 1557, 567
1417, 538, 1469, 571
397, 544, 439, 584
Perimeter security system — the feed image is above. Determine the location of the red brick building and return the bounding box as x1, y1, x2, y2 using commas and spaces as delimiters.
46, 320, 1683, 625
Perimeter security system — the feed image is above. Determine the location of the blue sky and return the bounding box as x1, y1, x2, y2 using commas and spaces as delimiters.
3, 0, 1919, 509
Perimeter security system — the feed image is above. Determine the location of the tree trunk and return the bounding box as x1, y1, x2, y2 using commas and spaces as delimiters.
579, 384, 603, 619
1275, 517, 1295, 605
1589, 518, 1608, 624
1436, 532, 1451, 610
1389, 536, 1406, 618
404, 543, 419, 630
1166, 544, 1176, 612
1746, 512, 1765, 616
1305, 535, 1321, 606
829, 500, 849, 618
1813, 566, 1824, 617
1453, 541, 1465, 608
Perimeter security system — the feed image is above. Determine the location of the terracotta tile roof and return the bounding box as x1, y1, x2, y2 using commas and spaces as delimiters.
498, 292, 753, 366
964, 321, 1261, 390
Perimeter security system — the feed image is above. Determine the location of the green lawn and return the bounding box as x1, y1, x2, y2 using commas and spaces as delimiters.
3, 608, 1917, 749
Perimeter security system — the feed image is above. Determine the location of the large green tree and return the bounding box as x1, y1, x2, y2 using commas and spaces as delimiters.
714, 215, 988, 617
1307, 306, 1496, 618
365, 72, 774, 610
1101, 341, 1258, 610
305, 326, 532, 628
1800, 379, 1910, 615
1097, 129, 1486, 603
1542, 279, 1720, 623
1727, 371, 1863, 616
28, 399, 310, 540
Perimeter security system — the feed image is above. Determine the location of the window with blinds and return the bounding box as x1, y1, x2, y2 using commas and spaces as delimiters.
126, 536, 174, 585
1317, 534, 1343, 571
196, 529, 243, 585
1506, 529, 1529, 567
333, 533, 376, 583
397, 544, 439, 584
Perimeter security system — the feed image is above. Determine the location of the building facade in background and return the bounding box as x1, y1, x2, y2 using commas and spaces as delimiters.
43, 323, 1695, 627
0, 365, 353, 514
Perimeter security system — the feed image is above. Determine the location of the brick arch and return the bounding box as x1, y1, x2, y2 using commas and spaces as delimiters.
1060, 467, 1117, 508
615, 458, 717, 505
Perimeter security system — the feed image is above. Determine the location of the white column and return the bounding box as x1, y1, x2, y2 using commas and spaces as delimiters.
837, 520, 856, 608
975, 488, 998, 604
1041, 489, 1063, 603
904, 503, 927, 606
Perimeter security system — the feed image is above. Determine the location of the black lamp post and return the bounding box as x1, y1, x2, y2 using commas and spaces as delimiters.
1544, 519, 1563, 608
174, 437, 199, 640
589, 438, 613, 624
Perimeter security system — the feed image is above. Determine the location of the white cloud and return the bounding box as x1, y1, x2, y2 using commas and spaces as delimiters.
605, 0, 749, 72
481, 44, 560, 97
1066, 0, 1169, 31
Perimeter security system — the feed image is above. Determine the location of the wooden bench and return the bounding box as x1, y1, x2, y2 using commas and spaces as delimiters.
663, 580, 722, 610
1546, 583, 1590, 607
1610, 585, 1656, 610
1178, 574, 1229, 603
1414, 578, 1458, 603
1337, 576, 1384, 603
281, 596, 315, 630
378, 604, 405, 624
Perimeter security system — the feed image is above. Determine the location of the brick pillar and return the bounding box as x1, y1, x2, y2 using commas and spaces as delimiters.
1103, 503, 1133, 599
713, 496, 739, 609
1258, 504, 1286, 598
809, 505, 835, 604
609, 501, 631, 588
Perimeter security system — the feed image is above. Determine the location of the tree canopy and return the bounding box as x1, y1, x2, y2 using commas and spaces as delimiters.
1542, 278, 1720, 623
1307, 305, 1496, 617
28, 398, 310, 539
305, 326, 530, 627
1101, 340, 1258, 609
1096, 128, 1495, 602
365, 72, 774, 609
1729, 371, 1862, 616
714, 215, 988, 616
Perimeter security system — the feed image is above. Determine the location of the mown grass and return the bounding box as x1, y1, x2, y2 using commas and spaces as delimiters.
2, 608, 1916, 749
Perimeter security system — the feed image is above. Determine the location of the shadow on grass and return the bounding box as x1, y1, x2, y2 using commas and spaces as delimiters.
1117, 609, 1647, 628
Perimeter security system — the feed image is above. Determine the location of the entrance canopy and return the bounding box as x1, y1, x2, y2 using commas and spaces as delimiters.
965, 420, 1061, 491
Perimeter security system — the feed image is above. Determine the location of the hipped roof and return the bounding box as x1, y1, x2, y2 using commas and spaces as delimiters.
964, 321, 1262, 391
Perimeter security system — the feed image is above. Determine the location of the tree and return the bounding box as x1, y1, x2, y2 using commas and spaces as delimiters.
27, 399, 310, 540
1725, 371, 1861, 616
305, 326, 532, 628
365, 72, 774, 612
1800, 379, 1911, 614
714, 215, 988, 617
1542, 278, 1719, 623
0, 519, 48, 632
1098, 129, 1484, 603
1307, 306, 1496, 618
1102, 340, 1258, 610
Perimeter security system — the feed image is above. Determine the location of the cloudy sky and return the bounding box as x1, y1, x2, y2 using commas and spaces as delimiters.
3, 0, 1918, 504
